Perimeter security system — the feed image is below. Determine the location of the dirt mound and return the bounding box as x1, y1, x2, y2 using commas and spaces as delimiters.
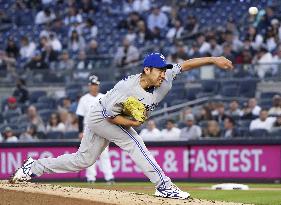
0, 180, 248, 205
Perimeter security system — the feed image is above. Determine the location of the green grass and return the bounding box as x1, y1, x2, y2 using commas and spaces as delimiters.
51, 182, 281, 205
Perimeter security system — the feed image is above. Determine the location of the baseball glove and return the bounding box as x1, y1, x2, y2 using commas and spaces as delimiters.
123, 96, 146, 123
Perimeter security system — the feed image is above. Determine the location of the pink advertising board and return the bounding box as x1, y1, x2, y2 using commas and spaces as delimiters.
0, 145, 280, 180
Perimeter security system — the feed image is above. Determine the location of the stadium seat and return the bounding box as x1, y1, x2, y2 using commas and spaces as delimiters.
29, 91, 47, 103
250, 129, 268, 138
260, 92, 280, 100
46, 131, 64, 140
220, 85, 239, 97
63, 131, 79, 139
201, 80, 219, 94
269, 130, 281, 138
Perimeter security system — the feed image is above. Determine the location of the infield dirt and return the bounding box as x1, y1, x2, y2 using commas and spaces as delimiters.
0, 180, 251, 205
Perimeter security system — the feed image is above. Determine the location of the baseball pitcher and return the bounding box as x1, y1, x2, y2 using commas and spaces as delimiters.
10, 53, 233, 199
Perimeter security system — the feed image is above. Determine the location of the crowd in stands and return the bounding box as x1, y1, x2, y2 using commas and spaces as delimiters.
0, 0, 281, 81
1, 0, 281, 142
139, 96, 281, 141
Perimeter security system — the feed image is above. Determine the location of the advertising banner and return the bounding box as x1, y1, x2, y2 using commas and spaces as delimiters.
0, 145, 280, 180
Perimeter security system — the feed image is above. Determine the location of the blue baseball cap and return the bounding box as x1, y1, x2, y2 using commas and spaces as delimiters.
143, 53, 173, 69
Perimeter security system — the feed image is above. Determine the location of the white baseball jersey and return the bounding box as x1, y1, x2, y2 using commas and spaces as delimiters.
100, 64, 181, 118
76, 93, 105, 121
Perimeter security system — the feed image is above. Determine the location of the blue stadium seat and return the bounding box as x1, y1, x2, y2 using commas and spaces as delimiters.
38, 109, 53, 123
269, 129, 281, 138
46, 131, 64, 139
63, 131, 79, 139
201, 80, 219, 94
239, 79, 257, 98
260, 92, 280, 100
29, 91, 47, 103
220, 85, 239, 97
250, 129, 268, 138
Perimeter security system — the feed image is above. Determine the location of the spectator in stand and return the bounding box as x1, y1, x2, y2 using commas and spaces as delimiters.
204, 120, 221, 138
135, 20, 153, 44
68, 30, 86, 53
133, 0, 150, 13
26, 105, 45, 132
212, 103, 227, 124
0, 9, 12, 29
5, 38, 19, 59
166, 19, 184, 42
64, 7, 82, 25
19, 124, 38, 142
79, 0, 97, 14
57, 50, 75, 70
39, 36, 58, 67
208, 37, 223, 57
196, 106, 212, 122
46, 113, 66, 133
252, 47, 274, 79
196, 34, 210, 55
184, 15, 199, 37
270, 115, 281, 132
58, 97, 72, 112
222, 116, 237, 138
226, 100, 243, 118
35, 7, 56, 25
269, 95, 281, 116
2, 127, 18, 142
75, 50, 93, 70
188, 42, 201, 58
123, 0, 135, 14
19, 36, 36, 60
86, 39, 99, 57
49, 33, 62, 52
82, 18, 98, 39
59, 109, 78, 132
221, 43, 236, 63
180, 114, 202, 140
245, 26, 263, 51
24, 50, 49, 70
174, 41, 189, 61
67, 112, 79, 131
147, 6, 168, 33
3, 96, 21, 114
264, 26, 277, 52
118, 12, 142, 30
139, 119, 161, 141
13, 78, 29, 104
161, 119, 181, 140
242, 98, 261, 119
114, 37, 140, 73
223, 30, 243, 53
249, 109, 276, 132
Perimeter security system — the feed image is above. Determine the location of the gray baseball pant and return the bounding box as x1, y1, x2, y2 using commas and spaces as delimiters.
31, 105, 171, 188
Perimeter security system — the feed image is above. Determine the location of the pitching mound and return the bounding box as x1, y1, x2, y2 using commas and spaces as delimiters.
0, 181, 247, 205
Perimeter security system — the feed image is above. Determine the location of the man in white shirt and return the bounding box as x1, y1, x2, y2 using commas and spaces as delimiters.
180, 114, 202, 140
249, 109, 276, 131
20, 36, 36, 60
76, 75, 115, 184
35, 8, 56, 25
161, 119, 181, 140
243, 98, 261, 118
147, 6, 168, 32
140, 119, 161, 141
